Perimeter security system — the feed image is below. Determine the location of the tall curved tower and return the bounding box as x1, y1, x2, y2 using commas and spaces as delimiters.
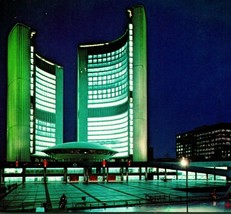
77, 5, 147, 161
132, 5, 147, 162
7, 23, 63, 162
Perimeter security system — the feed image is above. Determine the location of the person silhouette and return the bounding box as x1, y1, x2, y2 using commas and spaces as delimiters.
59, 193, 67, 209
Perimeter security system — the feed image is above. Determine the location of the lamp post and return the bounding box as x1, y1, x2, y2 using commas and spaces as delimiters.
180, 157, 189, 213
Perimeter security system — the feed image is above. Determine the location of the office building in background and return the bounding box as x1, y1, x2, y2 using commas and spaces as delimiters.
176, 123, 231, 161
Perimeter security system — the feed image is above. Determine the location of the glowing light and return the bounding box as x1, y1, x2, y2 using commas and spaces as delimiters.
80, 43, 109, 48
180, 157, 189, 167
127, 9, 132, 18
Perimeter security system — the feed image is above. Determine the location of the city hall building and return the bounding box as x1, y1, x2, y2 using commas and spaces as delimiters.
6, 5, 147, 163
77, 5, 147, 162
7, 23, 63, 162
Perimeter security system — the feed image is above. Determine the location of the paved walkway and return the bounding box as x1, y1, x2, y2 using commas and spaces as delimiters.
0, 180, 229, 212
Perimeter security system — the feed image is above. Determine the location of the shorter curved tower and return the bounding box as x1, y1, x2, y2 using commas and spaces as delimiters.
7, 23, 63, 162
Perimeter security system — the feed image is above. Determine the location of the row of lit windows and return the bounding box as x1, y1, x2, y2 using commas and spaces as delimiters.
88, 126, 128, 136
35, 125, 55, 133
222, 150, 231, 154
36, 67, 56, 81
128, 24, 133, 156
198, 142, 231, 147
88, 54, 128, 70
197, 138, 231, 144
30, 46, 35, 97
215, 133, 231, 137
88, 70, 128, 94
35, 135, 55, 142
88, 66, 127, 81
196, 134, 231, 141
88, 113, 129, 156
177, 142, 231, 151
88, 112, 128, 121
196, 148, 215, 152
177, 138, 231, 146
36, 77, 55, 94
196, 129, 231, 137
196, 138, 230, 145
88, 121, 128, 131
88, 66, 127, 80
128, 26, 133, 157
36, 119, 55, 128
36, 71, 56, 88
89, 88, 127, 100
35, 117, 56, 151
36, 103, 55, 113
129, 23, 133, 92
88, 130, 128, 157
89, 77, 127, 89
36, 79, 55, 94
196, 151, 215, 156
36, 87, 55, 99
88, 45, 127, 70
89, 86, 127, 99
88, 43, 127, 60
196, 140, 210, 144
30, 45, 34, 156
89, 83, 128, 98
88, 96, 128, 108
87, 42, 128, 112
88, 53, 127, 64
35, 68, 56, 113
36, 93, 55, 105
35, 67, 56, 113
88, 117, 128, 130
211, 137, 231, 141
35, 130, 55, 138
36, 98, 55, 111
89, 82, 127, 95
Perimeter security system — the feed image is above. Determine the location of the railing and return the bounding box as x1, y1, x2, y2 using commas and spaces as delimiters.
144, 193, 210, 203
68, 194, 211, 211
70, 199, 147, 210
0, 193, 213, 212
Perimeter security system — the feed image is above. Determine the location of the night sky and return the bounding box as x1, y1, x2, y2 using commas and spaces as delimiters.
1, 0, 231, 160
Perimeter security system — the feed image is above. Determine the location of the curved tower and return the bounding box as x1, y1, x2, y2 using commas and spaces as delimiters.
78, 34, 130, 158
131, 5, 147, 161
77, 5, 147, 161
7, 23, 63, 162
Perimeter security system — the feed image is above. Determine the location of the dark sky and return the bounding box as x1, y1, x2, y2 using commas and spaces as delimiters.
1, 0, 231, 160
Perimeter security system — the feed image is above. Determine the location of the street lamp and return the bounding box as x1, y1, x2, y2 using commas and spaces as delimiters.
180, 157, 189, 213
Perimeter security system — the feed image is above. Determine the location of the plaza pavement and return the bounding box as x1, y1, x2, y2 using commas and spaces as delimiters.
0, 180, 230, 212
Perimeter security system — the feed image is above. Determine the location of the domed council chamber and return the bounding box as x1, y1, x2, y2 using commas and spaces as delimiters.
42, 141, 118, 162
